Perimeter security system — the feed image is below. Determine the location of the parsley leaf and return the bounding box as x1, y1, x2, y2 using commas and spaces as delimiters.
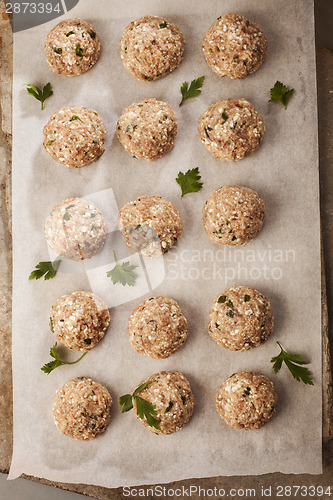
176, 167, 203, 197
269, 81, 294, 109
26, 82, 53, 110
76, 44, 84, 57
106, 251, 137, 286
179, 76, 204, 106
29, 260, 60, 281
70, 115, 81, 121
41, 342, 87, 374
271, 342, 314, 385
119, 378, 161, 431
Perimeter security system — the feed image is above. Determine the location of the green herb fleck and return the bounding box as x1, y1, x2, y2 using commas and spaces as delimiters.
222, 110, 228, 121
66, 204, 75, 210
45, 139, 54, 146
245, 20, 250, 27
244, 295, 251, 302
84, 338, 92, 345
243, 58, 248, 66
76, 44, 84, 57
63, 212, 71, 221
70, 115, 81, 122
159, 22, 168, 29
165, 401, 174, 413
65, 31, 75, 36
181, 396, 186, 405
49, 316, 54, 333
89, 31, 96, 39
218, 295, 227, 304
53, 47, 62, 54
242, 387, 251, 397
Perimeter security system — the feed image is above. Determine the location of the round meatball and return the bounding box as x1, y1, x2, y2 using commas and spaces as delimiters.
45, 18, 101, 76
132, 371, 194, 434
202, 185, 265, 246
208, 287, 273, 351
120, 15, 185, 81
128, 296, 188, 359
50, 291, 110, 352
43, 105, 105, 168
44, 197, 108, 261
52, 377, 112, 440
198, 99, 265, 161
118, 196, 182, 257
202, 13, 268, 79
117, 99, 177, 161
216, 372, 277, 430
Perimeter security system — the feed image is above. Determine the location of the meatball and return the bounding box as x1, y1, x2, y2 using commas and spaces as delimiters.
44, 197, 108, 261
198, 99, 265, 161
216, 372, 277, 430
118, 195, 182, 257
128, 296, 188, 359
120, 15, 185, 81
50, 291, 110, 352
208, 287, 274, 351
45, 18, 101, 76
43, 105, 105, 168
117, 98, 177, 161
202, 13, 268, 79
132, 371, 194, 434
52, 377, 112, 440
202, 185, 265, 246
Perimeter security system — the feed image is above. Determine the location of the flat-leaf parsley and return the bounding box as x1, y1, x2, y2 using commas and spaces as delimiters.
269, 81, 294, 109
119, 378, 161, 431
106, 251, 137, 286
41, 343, 87, 374
29, 260, 60, 281
179, 76, 204, 106
26, 82, 53, 110
176, 167, 203, 196
271, 341, 314, 385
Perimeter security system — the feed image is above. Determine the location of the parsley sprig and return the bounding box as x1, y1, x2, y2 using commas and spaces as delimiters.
271, 342, 314, 385
119, 379, 161, 431
29, 260, 60, 281
269, 81, 294, 109
106, 251, 137, 286
41, 343, 87, 374
176, 167, 203, 196
179, 76, 204, 106
26, 82, 53, 110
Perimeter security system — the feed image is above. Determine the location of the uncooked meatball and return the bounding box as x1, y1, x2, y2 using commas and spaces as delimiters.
120, 15, 185, 81
132, 371, 194, 434
52, 377, 112, 440
202, 13, 268, 79
43, 105, 105, 168
117, 99, 177, 161
202, 185, 265, 245
118, 195, 182, 257
198, 99, 265, 161
45, 18, 101, 76
128, 296, 188, 358
44, 197, 108, 261
216, 372, 277, 430
50, 291, 110, 352
208, 286, 274, 351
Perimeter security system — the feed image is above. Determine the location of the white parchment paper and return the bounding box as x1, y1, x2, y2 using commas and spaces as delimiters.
9, 0, 322, 487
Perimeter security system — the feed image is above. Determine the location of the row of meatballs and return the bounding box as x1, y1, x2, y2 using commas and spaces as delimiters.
45, 187, 266, 262
43, 98, 265, 167
45, 13, 268, 81
52, 371, 277, 441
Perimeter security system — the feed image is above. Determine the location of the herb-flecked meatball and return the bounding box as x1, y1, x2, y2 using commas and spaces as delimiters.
120, 15, 185, 81
208, 286, 274, 351
216, 372, 277, 430
43, 105, 105, 168
45, 18, 100, 76
50, 291, 110, 352
118, 195, 182, 257
202, 13, 268, 79
202, 186, 265, 245
52, 377, 112, 440
117, 98, 177, 161
128, 296, 188, 358
198, 99, 265, 161
132, 371, 194, 434
44, 197, 108, 261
